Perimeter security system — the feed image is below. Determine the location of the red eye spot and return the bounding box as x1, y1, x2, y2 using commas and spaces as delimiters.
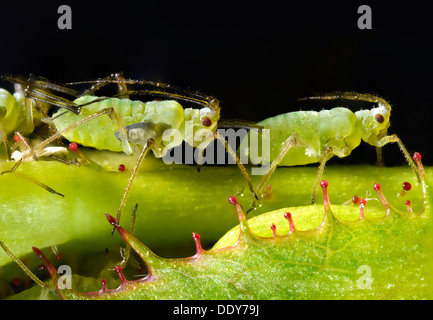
118, 164, 126, 172
201, 117, 212, 127
375, 114, 384, 123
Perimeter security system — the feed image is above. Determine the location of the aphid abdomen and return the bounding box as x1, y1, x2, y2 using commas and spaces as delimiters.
258, 110, 322, 166
257, 107, 361, 166
52, 97, 185, 152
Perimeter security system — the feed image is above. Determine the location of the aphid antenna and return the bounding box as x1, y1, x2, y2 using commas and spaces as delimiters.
298, 91, 392, 112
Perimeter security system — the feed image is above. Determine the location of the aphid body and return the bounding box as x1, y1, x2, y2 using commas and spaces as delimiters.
240, 92, 417, 204
252, 104, 390, 166
51, 95, 220, 157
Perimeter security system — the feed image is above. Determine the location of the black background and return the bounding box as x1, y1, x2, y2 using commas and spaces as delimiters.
0, 0, 432, 165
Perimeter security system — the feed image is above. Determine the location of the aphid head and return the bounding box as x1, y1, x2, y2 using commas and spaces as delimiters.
183, 99, 221, 148
357, 98, 391, 145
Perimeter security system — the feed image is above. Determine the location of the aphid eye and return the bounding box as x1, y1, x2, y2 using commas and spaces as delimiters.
201, 117, 212, 127
375, 114, 385, 123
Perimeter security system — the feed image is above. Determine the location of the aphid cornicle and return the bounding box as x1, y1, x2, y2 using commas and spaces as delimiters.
0, 73, 257, 226
240, 92, 420, 205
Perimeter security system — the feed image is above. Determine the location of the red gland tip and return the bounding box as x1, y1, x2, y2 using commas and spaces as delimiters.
284, 212, 296, 232
352, 195, 361, 205
320, 180, 328, 189
192, 232, 203, 255
100, 278, 107, 291
228, 196, 238, 205
413, 152, 422, 161
13, 133, 21, 142
32, 247, 44, 259
105, 213, 117, 226
114, 265, 127, 284
373, 183, 381, 191
192, 232, 200, 241
68, 142, 78, 151
360, 198, 367, 206
402, 182, 412, 191
270, 223, 277, 237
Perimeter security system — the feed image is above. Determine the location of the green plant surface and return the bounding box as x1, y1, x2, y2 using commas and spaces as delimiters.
0, 146, 431, 299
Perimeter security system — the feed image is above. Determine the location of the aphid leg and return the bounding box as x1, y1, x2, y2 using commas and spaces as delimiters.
375, 134, 421, 183
23, 107, 133, 163
2, 132, 32, 175
254, 135, 298, 197
0, 241, 49, 290
13, 172, 65, 197
22, 96, 35, 134
113, 139, 154, 231
119, 203, 138, 268
1, 134, 65, 197
310, 147, 334, 204
213, 131, 258, 200
375, 146, 384, 166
